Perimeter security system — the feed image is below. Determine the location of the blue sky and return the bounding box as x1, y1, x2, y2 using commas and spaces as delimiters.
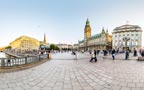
0, 0, 144, 47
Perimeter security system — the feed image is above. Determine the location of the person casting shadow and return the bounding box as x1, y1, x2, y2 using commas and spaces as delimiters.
111, 49, 116, 60
90, 50, 97, 62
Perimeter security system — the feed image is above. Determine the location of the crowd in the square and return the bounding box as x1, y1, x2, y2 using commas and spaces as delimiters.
87, 48, 139, 62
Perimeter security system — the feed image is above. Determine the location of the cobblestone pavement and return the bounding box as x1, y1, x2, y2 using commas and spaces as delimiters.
0, 52, 144, 90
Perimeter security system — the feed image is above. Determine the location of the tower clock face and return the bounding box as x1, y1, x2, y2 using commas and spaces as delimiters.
87, 32, 90, 36
84, 25, 91, 39
85, 28, 91, 32
87, 29, 90, 32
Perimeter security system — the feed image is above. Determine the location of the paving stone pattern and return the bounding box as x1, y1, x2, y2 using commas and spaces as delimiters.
0, 52, 144, 90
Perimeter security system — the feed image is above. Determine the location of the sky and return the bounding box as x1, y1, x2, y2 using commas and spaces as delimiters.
0, 0, 144, 47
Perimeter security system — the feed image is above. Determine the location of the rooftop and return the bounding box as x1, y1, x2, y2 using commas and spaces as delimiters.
113, 24, 142, 32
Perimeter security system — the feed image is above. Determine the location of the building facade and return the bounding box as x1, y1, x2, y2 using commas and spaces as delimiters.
78, 19, 112, 51
112, 24, 142, 51
73, 44, 79, 50
10, 36, 40, 50
57, 44, 73, 50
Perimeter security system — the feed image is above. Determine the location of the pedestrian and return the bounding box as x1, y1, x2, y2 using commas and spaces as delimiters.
111, 49, 116, 60
73, 51, 77, 60
104, 50, 108, 56
94, 50, 97, 62
133, 48, 137, 56
90, 50, 97, 62
125, 49, 129, 60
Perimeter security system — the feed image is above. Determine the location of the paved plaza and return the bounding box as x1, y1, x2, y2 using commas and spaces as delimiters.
0, 52, 144, 90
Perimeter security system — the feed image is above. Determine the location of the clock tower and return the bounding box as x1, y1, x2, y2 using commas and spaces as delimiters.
84, 18, 91, 40
84, 18, 91, 51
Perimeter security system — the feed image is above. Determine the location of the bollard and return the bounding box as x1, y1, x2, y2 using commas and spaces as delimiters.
47, 53, 51, 59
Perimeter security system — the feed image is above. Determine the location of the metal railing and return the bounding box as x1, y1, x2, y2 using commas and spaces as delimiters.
0, 54, 49, 67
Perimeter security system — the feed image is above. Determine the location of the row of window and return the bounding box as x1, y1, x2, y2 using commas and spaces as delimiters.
115, 42, 138, 46
89, 40, 106, 44
115, 39, 138, 42
115, 34, 139, 37
20, 40, 38, 48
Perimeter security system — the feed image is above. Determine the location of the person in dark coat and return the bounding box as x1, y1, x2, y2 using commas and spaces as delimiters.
94, 50, 97, 62
111, 49, 116, 60
133, 48, 137, 56
125, 49, 129, 60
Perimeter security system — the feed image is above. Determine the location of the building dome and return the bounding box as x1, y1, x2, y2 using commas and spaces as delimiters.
113, 24, 142, 32
10, 35, 40, 50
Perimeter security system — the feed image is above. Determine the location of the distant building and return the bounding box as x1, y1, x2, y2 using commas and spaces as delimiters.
73, 44, 79, 50
68, 45, 73, 49
10, 36, 40, 50
112, 24, 142, 51
0, 46, 7, 51
39, 34, 50, 51
78, 19, 112, 51
57, 44, 73, 50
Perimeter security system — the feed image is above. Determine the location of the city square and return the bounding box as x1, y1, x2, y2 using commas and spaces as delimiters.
0, 52, 144, 90
0, 0, 144, 90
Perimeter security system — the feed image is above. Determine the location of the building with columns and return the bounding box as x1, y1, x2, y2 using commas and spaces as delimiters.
78, 19, 112, 51
112, 24, 142, 51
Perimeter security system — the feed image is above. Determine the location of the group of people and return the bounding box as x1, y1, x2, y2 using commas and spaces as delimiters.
89, 48, 138, 62
71, 48, 138, 62
111, 49, 130, 60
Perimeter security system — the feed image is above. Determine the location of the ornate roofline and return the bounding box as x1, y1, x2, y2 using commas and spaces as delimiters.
113, 24, 142, 32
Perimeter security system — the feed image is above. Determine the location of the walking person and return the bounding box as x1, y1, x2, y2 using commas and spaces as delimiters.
94, 50, 97, 62
133, 48, 137, 56
90, 50, 97, 62
125, 49, 129, 60
73, 51, 77, 60
111, 49, 116, 60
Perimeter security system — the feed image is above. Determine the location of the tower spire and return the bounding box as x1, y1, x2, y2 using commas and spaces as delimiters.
86, 18, 90, 25
44, 33, 47, 44
106, 29, 108, 34
101, 27, 105, 34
